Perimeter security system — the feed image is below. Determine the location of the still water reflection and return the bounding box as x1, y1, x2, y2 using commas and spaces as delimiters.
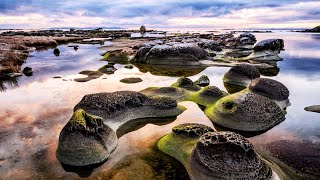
0, 32, 319, 179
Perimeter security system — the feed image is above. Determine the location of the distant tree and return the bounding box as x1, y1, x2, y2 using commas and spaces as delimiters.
140, 25, 146, 33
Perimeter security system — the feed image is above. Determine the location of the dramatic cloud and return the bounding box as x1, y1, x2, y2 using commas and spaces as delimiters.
0, 0, 318, 29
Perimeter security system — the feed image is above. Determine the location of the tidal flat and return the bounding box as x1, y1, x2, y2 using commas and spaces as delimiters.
0, 29, 319, 179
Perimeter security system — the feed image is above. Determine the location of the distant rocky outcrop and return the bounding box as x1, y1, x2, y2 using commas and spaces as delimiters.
303, 26, 320, 32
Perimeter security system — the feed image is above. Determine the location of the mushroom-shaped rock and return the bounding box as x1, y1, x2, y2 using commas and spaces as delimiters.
194, 75, 210, 87
56, 109, 118, 166
223, 64, 260, 93
205, 92, 286, 131
74, 91, 185, 130
191, 131, 273, 179
133, 43, 209, 65
249, 78, 289, 101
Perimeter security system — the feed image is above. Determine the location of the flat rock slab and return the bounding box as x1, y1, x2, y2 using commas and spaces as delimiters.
120, 77, 143, 84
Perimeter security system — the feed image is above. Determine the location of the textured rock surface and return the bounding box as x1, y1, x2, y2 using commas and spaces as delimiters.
133, 43, 209, 65
223, 64, 260, 87
56, 109, 118, 166
172, 123, 214, 137
194, 75, 210, 87
191, 131, 272, 179
75, 91, 184, 130
249, 78, 289, 101
206, 92, 286, 131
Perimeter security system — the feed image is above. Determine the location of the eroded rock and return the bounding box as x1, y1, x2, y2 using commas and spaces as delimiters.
56, 109, 118, 166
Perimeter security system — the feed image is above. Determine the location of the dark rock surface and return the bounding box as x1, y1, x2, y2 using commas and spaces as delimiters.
249, 78, 289, 101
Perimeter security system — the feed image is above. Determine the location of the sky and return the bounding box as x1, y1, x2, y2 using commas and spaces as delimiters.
0, 0, 319, 29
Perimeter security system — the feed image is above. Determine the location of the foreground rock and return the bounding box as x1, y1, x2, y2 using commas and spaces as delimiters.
132, 43, 209, 65
57, 91, 185, 167
158, 125, 282, 180
56, 109, 118, 166
191, 132, 274, 179
223, 64, 260, 93
304, 105, 320, 113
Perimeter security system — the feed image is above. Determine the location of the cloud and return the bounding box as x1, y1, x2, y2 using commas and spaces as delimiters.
0, 0, 318, 29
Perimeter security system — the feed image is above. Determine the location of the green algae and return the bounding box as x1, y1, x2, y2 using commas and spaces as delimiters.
69, 108, 104, 131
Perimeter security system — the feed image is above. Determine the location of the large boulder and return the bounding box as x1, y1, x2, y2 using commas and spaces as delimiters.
132, 43, 209, 65
205, 92, 286, 131
191, 131, 273, 179
56, 109, 118, 166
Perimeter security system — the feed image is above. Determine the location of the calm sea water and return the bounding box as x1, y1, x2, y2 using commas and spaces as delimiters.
0, 32, 319, 179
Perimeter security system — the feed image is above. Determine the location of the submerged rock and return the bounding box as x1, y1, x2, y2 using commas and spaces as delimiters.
56, 109, 118, 166
223, 64, 260, 92
194, 75, 210, 87
205, 92, 286, 131
98, 64, 117, 74
74, 91, 185, 130
191, 131, 273, 179
124, 64, 134, 69
133, 43, 209, 65
304, 105, 320, 113
120, 77, 142, 84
